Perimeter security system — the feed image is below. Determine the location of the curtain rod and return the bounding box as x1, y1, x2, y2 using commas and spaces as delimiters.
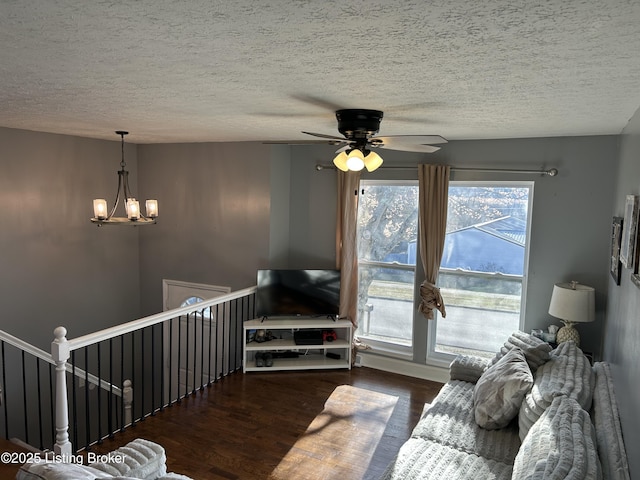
315, 164, 559, 176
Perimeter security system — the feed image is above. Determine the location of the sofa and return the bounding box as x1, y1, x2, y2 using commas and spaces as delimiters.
381, 332, 631, 480
16, 438, 193, 480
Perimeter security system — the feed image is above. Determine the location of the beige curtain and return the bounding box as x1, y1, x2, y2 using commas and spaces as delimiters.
418, 164, 450, 320
336, 170, 361, 327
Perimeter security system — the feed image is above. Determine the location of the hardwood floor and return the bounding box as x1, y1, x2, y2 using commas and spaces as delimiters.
3, 367, 444, 479
91, 367, 442, 479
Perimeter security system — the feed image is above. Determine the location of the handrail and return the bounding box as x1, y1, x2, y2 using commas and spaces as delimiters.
67, 286, 257, 351
0, 329, 122, 397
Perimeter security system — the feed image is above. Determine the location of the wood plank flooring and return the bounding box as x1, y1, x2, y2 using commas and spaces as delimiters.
3, 367, 444, 480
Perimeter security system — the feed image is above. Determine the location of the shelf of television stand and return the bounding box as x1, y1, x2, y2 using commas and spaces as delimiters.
243, 318, 352, 373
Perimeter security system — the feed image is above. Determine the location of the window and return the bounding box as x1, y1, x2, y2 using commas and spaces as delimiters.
355, 181, 419, 355
428, 182, 533, 362
355, 180, 533, 364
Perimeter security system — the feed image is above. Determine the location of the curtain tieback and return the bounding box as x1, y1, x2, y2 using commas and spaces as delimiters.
419, 281, 446, 320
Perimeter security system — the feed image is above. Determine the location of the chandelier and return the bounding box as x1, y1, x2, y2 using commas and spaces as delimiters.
91, 131, 158, 226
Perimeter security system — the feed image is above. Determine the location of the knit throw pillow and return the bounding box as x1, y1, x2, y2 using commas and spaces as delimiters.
489, 330, 552, 373
518, 341, 593, 441
473, 347, 534, 430
512, 396, 602, 480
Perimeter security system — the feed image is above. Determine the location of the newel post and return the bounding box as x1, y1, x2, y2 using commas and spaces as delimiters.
51, 326, 72, 455
123, 379, 133, 426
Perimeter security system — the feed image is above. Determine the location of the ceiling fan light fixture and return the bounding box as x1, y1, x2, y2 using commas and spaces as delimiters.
332, 151, 349, 171
363, 150, 383, 172
346, 149, 365, 171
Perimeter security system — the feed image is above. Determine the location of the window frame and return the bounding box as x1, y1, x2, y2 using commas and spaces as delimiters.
355, 179, 419, 359
426, 180, 534, 367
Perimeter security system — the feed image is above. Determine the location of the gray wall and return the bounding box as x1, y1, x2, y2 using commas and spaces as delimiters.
0, 128, 620, 360
2, 127, 635, 473
605, 106, 640, 479
0, 127, 141, 349
137, 142, 273, 315
287, 136, 619, 358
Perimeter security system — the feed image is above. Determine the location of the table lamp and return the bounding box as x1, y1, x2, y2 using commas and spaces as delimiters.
548, 281, 595, 347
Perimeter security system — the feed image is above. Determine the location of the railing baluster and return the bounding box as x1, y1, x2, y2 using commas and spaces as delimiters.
168, 318, 173, 406
221, 302, 226, 378
49, 363, 54, 447
36, 358, 43, 450
192, 311, 197, 394
21, 350, 28, 445
108, 338, 113, 439
177, 316, 182, 404
131, 332, 136, 426
1, 341, 8, 440
151, 324, 155, 415
97, 342, 102, 444
141, 327, 145, 421
84, 347, 90, 450
200, 309, 205, 391
71, 350, 77, 449
120, 334, 125, 432
185, 313, 190, 398
159, 324, 164, 411
208, 307, 214, 386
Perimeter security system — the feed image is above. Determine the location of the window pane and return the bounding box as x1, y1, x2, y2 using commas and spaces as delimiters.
356, 183, 418, 348
434, 184, 531, 358
357, 264, 414, 345
357, 184, 419, 264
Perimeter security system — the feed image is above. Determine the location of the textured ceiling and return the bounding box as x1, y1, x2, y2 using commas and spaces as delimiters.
1, 0, 640, 144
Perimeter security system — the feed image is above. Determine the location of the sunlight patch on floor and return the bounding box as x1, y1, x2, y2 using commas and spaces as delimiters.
269, 385, 399, 480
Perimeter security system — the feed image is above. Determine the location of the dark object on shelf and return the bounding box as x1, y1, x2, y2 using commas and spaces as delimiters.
254, 329, 276, 343
272, 351, 300, 358
322, 330, 337, 342
294, 329, 323, 345
326, 352, 341, 360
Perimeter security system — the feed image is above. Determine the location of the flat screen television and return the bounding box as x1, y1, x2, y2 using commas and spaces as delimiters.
256, 269, 341, 318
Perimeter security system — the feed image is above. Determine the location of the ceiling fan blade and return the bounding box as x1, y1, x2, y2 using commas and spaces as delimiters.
291, 94, 345, 112
375, 143, 442, 153
302, 131, 348, 141
373, 135, 448, 145
263, 140, 345, 145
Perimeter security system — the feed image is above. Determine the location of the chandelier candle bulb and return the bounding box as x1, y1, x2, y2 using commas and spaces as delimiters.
145, 199, 158, 218
93, 199, 107, 220
126, 199, 140, 220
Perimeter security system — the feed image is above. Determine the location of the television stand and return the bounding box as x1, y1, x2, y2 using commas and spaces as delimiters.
243, 318, 353, 373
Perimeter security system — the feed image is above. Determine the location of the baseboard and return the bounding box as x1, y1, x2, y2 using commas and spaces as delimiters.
357, 352, 449, 384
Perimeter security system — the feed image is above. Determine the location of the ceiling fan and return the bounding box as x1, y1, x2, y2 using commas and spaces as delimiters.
286, 108, 447, 172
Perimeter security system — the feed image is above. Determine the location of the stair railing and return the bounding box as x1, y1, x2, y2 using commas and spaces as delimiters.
51, 286, 256, 454
0, 330, 128, 453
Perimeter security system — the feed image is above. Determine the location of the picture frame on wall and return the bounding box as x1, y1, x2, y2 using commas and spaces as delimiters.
620, 195, 640, 270
610, 216, 623, 285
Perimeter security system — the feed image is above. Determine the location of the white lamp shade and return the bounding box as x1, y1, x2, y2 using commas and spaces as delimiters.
548, 282, 595, 324
145, 199, 158, 218
93, 199, 107, 219
333, 151, 349, 171
364, 151, 383, 172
